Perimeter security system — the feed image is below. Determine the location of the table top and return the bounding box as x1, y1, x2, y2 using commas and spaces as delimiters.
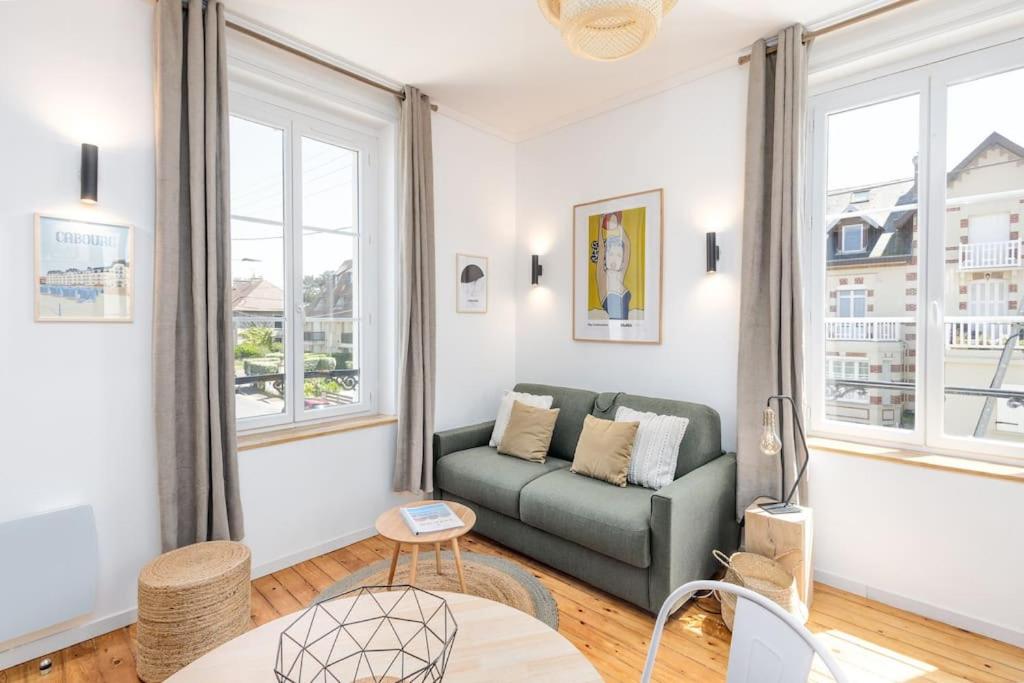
166, 591, 602, 682
375, 500, 477, 544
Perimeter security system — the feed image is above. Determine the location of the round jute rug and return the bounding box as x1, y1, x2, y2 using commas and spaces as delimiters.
314, 550, 558, 629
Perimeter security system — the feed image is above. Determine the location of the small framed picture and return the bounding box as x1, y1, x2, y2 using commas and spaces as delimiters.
456, 253, 488, 314
34, 214, 134, 322
572, 188, 663, 343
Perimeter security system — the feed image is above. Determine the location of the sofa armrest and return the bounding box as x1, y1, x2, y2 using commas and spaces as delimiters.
648, 452, 739, 611
432, 421, 495, 461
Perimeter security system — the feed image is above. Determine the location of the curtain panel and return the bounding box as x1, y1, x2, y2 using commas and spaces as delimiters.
736, 25, 809, 517
154, 0, 244, 550
393, 86, 438, 493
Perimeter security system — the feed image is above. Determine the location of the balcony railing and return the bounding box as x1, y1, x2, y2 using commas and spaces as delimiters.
958, 239, 1023, 270
825, 317, 908, 341
945, 316, 1024, 349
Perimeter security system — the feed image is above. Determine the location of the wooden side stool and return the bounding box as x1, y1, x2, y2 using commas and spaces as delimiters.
136, 541, 251, 682
744, 500, 814, 608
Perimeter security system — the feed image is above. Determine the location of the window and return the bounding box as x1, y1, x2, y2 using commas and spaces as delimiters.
809, 40, 1024, 462
826, 358, 870, 403
836, 288, 867, 317
839, 224, 867, 253
229, 94, 379, 430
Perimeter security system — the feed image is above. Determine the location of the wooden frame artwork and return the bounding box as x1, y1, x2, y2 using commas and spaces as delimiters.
34, 213, 134, 323
456, 253, 488, 314
572, 188, 663, 343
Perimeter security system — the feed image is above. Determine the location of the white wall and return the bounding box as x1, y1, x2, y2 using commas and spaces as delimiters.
514, 68, 746, 449
810, 450, 1024, 646
0, 0, 516, 669
0, 0, 162, 667
433, 114, 517, 430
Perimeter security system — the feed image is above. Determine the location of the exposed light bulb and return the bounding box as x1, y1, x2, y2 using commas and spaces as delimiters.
759, 407, 783, 456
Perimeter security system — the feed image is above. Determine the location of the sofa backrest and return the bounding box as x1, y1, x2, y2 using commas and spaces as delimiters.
513, 383, 597, 462
591, 392, 723, 478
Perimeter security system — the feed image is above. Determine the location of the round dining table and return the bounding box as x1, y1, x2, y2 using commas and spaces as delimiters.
166, 589, 603, 682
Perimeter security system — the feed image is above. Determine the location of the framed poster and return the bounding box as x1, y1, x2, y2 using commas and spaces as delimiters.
572, 188, 662, 343
34, 214, 134, 322
456, 253, 488, 313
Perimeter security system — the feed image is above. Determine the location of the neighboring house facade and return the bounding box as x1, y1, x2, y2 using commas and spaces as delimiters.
303, 260, 355, 362
825, 132, 1024, 439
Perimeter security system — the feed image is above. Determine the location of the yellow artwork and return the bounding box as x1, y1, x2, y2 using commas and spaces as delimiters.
586, 207, 646, 320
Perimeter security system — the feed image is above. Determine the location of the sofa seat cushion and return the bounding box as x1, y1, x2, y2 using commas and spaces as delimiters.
519, 469, 655, 568
435, 446, 570, 519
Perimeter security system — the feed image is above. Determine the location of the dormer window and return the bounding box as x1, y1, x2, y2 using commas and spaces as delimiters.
839, 223, 867, 254
850, 189, 870, 203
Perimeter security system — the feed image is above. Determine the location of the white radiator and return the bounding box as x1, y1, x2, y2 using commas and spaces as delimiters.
0, 505, 99, 644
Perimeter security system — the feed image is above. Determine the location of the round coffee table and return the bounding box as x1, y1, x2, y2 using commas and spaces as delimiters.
165, 591, 601, 682
375, 501, 476, 592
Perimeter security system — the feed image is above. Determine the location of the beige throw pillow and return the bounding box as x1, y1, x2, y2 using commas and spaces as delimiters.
498, 401, 560, 463
570, 415, 640, 487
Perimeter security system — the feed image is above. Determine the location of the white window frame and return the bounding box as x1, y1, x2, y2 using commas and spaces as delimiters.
839, 223, 867, 254
808, 38, 1024, 463
836, 287, 867, 318
230, 91, 380, 432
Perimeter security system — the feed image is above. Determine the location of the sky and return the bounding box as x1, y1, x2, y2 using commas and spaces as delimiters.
228, 116, 357, 296
826, 66, 1024, 193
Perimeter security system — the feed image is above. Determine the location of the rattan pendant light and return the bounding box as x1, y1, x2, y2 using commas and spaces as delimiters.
538, 0, 677, 61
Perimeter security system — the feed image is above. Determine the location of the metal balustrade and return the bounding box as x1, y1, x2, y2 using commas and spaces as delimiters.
958, 239, 1023, 270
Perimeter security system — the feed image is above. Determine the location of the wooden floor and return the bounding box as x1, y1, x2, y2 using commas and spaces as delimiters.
3, 533, 1022, 682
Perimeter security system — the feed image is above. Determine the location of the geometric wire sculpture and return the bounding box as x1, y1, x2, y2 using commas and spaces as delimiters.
275, 585, 457, 683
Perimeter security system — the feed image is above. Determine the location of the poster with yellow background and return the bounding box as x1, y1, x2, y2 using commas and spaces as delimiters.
587, 206, 646, 320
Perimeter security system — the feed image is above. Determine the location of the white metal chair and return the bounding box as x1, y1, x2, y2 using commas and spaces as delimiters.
641, 580, 849, 683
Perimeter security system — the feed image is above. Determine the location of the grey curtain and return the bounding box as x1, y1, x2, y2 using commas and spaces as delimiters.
154, 0, 244, 550
736, 25, 809, 518
393, 86, 437, 493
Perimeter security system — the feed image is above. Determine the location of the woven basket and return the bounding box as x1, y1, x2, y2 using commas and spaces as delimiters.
136, 541, 251, 682
713, 549, 807, 631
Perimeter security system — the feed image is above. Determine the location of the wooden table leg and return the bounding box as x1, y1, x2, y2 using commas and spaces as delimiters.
435, 543, 442, 575
451, 537, 466, 593
409, 544, 419, 586
387, 542, 401, 585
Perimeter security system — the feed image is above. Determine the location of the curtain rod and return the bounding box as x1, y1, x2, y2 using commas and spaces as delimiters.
737, 0, 919, 65
224, 19, 439, 112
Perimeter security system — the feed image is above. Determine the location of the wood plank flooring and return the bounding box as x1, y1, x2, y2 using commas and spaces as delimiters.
2, 533, 1022, 682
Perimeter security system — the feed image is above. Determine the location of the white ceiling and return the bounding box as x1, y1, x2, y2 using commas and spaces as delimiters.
227, 0, 879, 141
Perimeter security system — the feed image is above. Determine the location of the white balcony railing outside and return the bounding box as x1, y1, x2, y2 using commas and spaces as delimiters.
825, 317, 908, 342
945, 316, 1024, 349
958, 239, 1023, 270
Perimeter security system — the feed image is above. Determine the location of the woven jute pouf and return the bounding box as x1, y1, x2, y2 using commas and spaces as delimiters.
136, 541, 251, 682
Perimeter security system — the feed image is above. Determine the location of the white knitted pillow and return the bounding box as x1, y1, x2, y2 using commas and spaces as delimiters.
489, 390, 555, 448
615, 406, 689, 490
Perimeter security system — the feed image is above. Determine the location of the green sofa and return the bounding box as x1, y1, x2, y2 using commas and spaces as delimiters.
432, 383, 739, 613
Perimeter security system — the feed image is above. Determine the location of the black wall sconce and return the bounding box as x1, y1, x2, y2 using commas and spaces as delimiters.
706, 232, 721, 273
531, 254, 543, 286
81, 143, 98, 204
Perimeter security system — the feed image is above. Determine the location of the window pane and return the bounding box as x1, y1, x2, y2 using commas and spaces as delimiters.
303, 319, 360, 410
300, 135, 360, 413
824, 94, 919, 430
942, 67, 1024, 443
230, 116, 287, 420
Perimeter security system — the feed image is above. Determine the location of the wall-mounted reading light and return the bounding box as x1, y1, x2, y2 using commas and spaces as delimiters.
81, 143, 98, 204
706, 232, 721, 273
531, 254, 543, 286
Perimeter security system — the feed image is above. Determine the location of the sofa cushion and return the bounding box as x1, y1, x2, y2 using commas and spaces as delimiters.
593, 392, 722, 478
514, 383, 597, 462
435, 446, 570, 519
519, 469, 655, 568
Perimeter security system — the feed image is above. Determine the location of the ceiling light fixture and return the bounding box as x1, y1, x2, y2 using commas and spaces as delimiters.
538, 0, 677, 62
